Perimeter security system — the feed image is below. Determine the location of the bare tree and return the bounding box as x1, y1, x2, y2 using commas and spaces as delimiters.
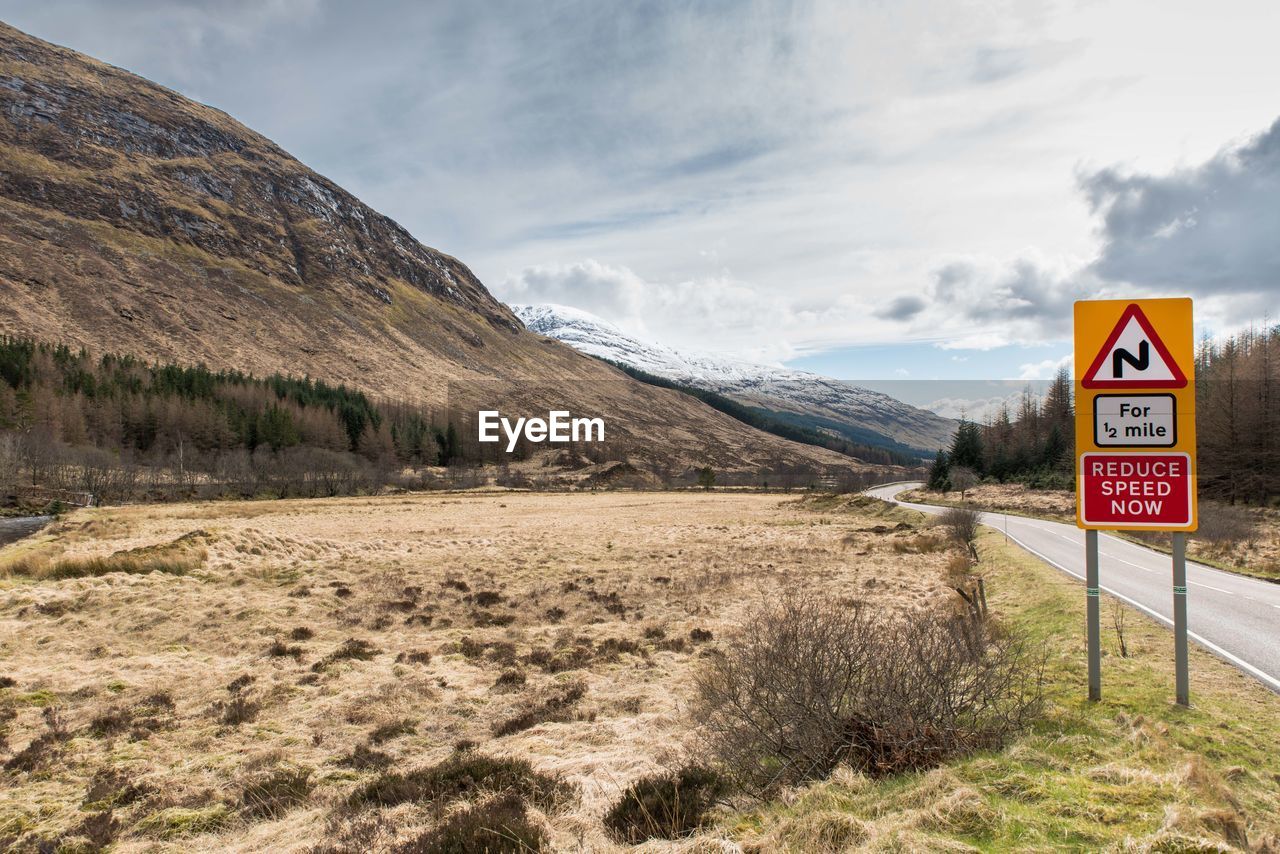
949, 465, 978, 499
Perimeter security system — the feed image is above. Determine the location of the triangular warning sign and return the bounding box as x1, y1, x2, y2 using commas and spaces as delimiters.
1082, 304, 1187, 389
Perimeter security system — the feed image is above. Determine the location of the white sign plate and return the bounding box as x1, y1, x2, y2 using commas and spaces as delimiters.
1093, 393, 1176, 447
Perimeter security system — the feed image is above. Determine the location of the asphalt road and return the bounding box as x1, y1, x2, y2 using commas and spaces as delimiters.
867, 483, 1280, 694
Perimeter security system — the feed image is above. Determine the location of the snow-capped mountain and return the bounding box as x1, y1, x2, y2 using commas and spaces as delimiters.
511, 304, 957, 454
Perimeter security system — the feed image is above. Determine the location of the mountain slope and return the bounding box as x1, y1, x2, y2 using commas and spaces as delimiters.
0, 21, 864, 473
512, 304, 957, 453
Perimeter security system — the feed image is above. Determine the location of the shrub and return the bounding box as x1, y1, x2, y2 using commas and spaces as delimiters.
88, 705, 134, 738
219, 695, 260, 726
69, 808, 120, 849
891, 534, 949, 554
82, 769, 152, 809
268, 639, 305, 659
694, 592, 1043, 793
338, 743, 392, 771
5, 730, 62, 771
492, 681, 586, 737
5, 705, 69, 771
604, 766, 727, 843
346, 752, 573, 812
312, 638, 379, 671
369, 719, 416, 744
938, 505, 982, 554
240, 766, 312, 819
1194, 504, 1258, 548
493, 669, 527, 691
394, 793, 546, 853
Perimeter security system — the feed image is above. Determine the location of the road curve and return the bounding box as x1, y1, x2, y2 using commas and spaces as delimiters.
867, 482, 1280, 694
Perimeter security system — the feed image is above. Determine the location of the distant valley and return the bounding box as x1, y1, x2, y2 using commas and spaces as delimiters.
513, 303, 957, 457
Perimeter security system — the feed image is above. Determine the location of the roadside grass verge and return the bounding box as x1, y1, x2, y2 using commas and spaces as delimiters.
899, 487, 1075, 525
719, 524, 1280, 851
0, 531, 208, 580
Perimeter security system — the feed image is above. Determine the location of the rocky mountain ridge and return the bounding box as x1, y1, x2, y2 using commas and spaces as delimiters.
0, 20, 868, 474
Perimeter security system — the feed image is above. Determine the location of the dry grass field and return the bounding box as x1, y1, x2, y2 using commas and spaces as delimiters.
3, 490, 1279, 852
0, 491, 954, 851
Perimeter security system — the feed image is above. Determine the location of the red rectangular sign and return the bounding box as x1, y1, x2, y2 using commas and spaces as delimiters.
1078, 452, 1193, 528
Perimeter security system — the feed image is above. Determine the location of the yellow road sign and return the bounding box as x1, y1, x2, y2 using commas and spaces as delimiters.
1074, 298, 1197, 531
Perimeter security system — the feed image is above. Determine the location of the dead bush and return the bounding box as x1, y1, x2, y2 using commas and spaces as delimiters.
239, 766, 313, 819
4, 706, 70, 772
393, 793, 546, 853
345, 752, 573, 812
693, 591, 1043, 793
891, 534, 948, 554
1194, 504, 1258, 548
219, 695, 260, 726
312, 638, 380, 672
493, 669, 527, 691
67, 808, 120, 849
268, 639, 305, 660
368, 719, 416, 744
492, 680, 587, 737
938, 506, 982, 556
337, 743, 392, 771
604, 766, 727, 843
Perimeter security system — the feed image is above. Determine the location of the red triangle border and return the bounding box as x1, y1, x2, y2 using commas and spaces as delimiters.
1081, 303, 1188, 389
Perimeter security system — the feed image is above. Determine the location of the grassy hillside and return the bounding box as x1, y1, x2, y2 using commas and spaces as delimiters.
0, 21, 863, 476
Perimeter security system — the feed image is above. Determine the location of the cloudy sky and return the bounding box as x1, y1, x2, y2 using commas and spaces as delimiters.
3, 0, 1277, 381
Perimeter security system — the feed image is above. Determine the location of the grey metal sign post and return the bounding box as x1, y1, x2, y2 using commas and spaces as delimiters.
1086, 529, 1101, 701
1172, 532, 1189, 706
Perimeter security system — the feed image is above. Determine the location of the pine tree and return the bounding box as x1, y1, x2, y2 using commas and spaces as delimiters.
927, 449, 950, 491
949, 418, 984, 475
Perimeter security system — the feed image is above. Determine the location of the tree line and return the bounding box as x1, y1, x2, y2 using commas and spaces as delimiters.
0, 337, 899, 506
926, 322, 1279, 505
1196, 323, 1278, 504
0, 337, 473, 503
928, 367, 1075, 494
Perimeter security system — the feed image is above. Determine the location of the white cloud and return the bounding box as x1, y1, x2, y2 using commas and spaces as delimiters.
497, 260, 810, 361
1017, 354, 1073, 380
3, 0, 1277, 365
